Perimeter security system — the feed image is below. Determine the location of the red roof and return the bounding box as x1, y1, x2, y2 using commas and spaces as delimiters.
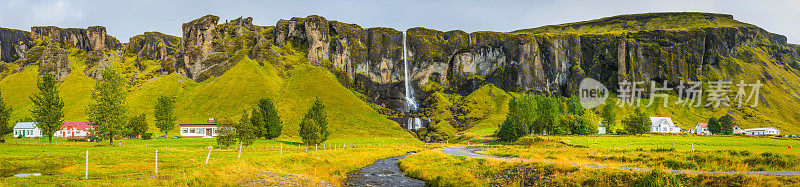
60, 122, 93, 131
696, 123, 708, 128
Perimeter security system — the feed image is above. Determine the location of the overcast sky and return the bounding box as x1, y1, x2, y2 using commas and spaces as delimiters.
1, 0, 799, 43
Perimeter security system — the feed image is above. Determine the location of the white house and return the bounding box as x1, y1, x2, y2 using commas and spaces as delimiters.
12, 122, 42, 138
180, 124, 219, 138
733, 125, 745, 134
650, 117, 681, 133
694, 123, 711, 135
744, 127, 780, 136
597, 121, 606, 134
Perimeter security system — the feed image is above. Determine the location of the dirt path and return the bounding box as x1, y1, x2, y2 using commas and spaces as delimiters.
343, 153, 424, 187
441, 147, 800, 176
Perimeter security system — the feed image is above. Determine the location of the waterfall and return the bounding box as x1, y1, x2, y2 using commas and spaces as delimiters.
403, 31, 422, 130
403, 31, 417, 111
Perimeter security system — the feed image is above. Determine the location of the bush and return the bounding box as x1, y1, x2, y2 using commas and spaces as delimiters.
634, 170, 681, 187
142, 133, 153, 140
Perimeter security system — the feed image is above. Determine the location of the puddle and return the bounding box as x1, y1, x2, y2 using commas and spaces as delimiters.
13, 173, 41, 177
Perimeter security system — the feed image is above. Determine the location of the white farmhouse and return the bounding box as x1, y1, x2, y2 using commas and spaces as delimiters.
650, 117, 681, 133
12, 122, 42, 138
744, 127, 780, 136
694, 123, 711, 135
180, 124, 219, 138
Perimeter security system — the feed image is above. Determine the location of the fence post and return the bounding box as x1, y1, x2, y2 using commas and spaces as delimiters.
315, 144, 318, 151
85, 150, 88, 179
155, 150, 158, 174
691, 143, 695, 152
238, 142, 242, 159
280, 143, 283, 155
205, 146, 213, 164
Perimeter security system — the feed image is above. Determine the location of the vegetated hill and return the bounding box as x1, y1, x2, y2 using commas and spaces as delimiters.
513, 12, 754, 34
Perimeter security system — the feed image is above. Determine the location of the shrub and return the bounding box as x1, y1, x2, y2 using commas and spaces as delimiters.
634, 170, 681, 187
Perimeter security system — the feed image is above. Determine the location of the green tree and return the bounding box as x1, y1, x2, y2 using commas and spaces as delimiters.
126, 114, 149, 139
87, 68, 128, 145
497, 98, 527, 142
601, 103, 616, 134
215, 118, 236, 148
251, 97, 281, 139
535, 96, 561, 135
154, 95, 176, 136
299, 98, 329, 145
30, 73, 64, 143
719, 114, 735, 135
237, 110, 257, 147
0, 90, 11, 143
707, 117, 720, 135
566, 96, 585, 116
623, 108, 649, 135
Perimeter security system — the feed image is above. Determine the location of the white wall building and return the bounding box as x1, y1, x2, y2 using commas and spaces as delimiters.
597, 121, 606, 134
650, 117, 681, 133
694, 123, 711, 135
180, 124, 219, 138
12, 122, 42, 138
744, 127, 780, 136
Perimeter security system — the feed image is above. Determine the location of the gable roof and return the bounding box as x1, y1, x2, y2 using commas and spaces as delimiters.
696, 123, 708, 128
13, 122, 37, 129
60, 122, 93, 131
649, 117, 675, 127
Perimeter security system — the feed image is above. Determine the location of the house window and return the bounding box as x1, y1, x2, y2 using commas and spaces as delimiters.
14, 130, 18, 135
190, 128, 196, 133
182, 128, 188, 133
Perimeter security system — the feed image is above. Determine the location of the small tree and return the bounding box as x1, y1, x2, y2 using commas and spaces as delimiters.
154, 95, 176, 136
623, 108, 649, 135
601, 103, 616, 134
251, 97, 281, 139
126, 114, 148, 139
299, 98, 329, 145
237, 110, 257, 147
30, 73, 64, 143
719, 114, 735, 135
0, 90, 11, 143
497, 99, 527, 142
215, 118, 236, 148
87, 68, 128, 145
707, 117, 720, 135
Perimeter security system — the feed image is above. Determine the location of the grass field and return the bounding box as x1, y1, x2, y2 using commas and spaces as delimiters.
0, 137, 428, 186
479, 135, 800, 172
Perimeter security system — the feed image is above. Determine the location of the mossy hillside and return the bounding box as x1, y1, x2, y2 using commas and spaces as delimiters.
514, 12, 753, 34
276, 64, 417, 141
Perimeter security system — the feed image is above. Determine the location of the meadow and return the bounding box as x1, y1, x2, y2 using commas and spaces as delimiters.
0, 137, 429, 186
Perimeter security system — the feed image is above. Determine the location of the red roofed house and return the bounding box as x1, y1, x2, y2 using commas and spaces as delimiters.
694, 123, 711, 135
56, 122, 94, 141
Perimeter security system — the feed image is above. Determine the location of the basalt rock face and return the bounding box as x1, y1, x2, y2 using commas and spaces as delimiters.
125, 32, 181, 73
177, 15, 221, 81
23, 26, 121, 80
268, 14, 800, 111
30, 26, 112, 52
0, 28, 31, 63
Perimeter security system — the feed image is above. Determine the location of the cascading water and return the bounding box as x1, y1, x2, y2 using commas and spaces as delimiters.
403, 31, 422, 130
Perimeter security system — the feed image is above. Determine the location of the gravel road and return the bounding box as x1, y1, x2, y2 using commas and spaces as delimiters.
344, 153, 425, 187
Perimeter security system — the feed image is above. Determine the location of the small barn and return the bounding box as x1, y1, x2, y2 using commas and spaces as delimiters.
597, 121, 606, 134
744, 127, 781, 136
12, 122, 41, 138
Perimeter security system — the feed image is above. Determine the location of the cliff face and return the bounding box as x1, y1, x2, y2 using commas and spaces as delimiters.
0, 28, 31, 63
124, 32, 181, 73
266, 14, 800, 110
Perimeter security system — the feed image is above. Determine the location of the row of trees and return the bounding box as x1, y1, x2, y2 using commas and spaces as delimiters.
707, 114, 736, 135
498, 95, 600, 142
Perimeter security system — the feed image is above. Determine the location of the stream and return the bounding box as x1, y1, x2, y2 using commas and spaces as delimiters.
344, 152, 424, 187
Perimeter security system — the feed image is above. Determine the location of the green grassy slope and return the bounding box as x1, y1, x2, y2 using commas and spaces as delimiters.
276, 64, 416, 140
514, 12, 753, 34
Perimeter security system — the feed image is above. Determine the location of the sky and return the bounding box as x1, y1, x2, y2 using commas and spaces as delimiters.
1, 0, 799, 44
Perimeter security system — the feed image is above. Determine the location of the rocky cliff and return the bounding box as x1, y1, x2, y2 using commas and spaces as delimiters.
263, 13, 800, 111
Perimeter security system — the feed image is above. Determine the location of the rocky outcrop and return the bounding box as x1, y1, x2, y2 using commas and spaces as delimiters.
177, 15, 221, 80
30, 26, 111, 52
0, 28, 31, 63
125, 32, 181, 72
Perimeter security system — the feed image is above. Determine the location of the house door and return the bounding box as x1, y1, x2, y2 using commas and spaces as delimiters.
22, 130, 25, 137
71, 131, 75, 137
206, 128, 212, 137
63, 131, 65, 137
